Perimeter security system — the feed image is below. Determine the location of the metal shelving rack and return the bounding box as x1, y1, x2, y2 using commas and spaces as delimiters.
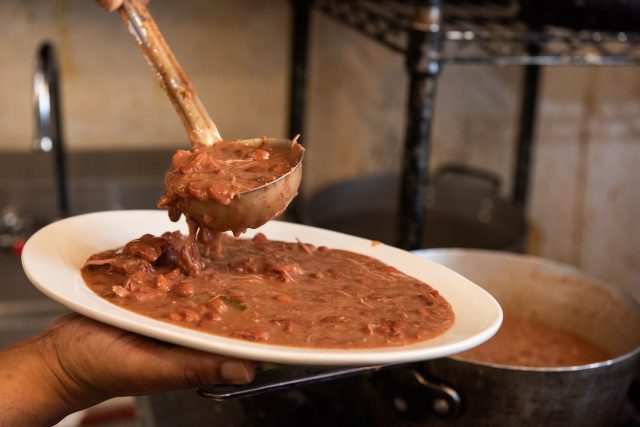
287, 0, 640, 249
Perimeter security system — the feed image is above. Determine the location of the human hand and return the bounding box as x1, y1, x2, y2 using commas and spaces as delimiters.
96, 0, 149, 12
1, 313, 254, 425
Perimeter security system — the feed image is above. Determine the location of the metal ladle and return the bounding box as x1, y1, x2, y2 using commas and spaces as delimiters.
119, 0, 303, 232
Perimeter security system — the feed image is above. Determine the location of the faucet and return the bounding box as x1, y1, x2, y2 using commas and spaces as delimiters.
33, 41, 69, 218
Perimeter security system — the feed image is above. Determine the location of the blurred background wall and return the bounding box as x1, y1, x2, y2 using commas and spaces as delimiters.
0, 0, 638, 299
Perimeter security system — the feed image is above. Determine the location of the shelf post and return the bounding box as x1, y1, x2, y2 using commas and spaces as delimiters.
397, 0, 443, 250
287, 0, 312, 222
512, 62, 540, 207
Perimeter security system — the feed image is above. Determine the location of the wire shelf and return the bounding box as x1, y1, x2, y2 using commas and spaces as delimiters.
316, 0, 640, 66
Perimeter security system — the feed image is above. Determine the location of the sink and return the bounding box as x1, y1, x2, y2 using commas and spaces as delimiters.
0, 149, 173, 218
0, 148, 175, 348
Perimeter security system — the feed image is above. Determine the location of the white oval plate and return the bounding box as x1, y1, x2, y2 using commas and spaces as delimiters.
21, 210, 501, 366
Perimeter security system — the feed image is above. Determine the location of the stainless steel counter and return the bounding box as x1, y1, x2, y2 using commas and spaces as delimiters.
0, 148, 175, 348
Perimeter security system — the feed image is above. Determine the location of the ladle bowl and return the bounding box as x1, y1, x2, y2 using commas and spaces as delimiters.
181, 138, 303, 234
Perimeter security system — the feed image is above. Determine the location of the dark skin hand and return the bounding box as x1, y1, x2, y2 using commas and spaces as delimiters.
0, 314, 254, 426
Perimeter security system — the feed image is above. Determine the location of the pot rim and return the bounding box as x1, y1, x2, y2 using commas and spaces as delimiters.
448, 344, 640, 372
415, 248, 640, 372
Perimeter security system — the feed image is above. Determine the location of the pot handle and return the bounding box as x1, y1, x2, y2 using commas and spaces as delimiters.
375, 366, 462, 420
197, 363, 398, 400
197, 362, 462, 422
415, 370, 462, 418
434, 163, 502, 193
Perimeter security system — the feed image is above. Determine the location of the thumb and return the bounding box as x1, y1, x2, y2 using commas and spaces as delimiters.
96, 0, 122, 12
96, 0, 151, 13
141, 344, 255, 390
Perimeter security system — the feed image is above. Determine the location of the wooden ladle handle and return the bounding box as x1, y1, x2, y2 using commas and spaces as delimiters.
120, 0, 222, 147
